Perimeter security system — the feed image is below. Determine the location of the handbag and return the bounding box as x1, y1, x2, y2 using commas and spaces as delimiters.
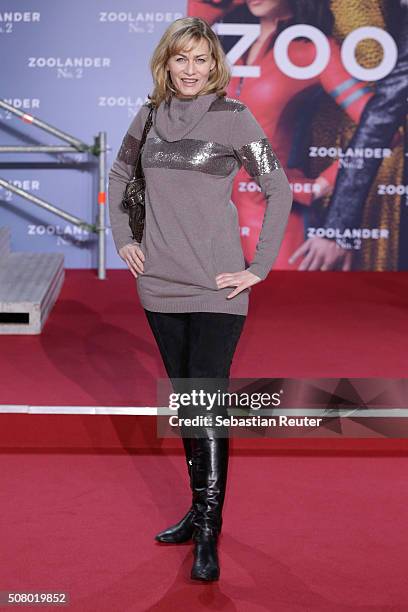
121, 104, 154, 243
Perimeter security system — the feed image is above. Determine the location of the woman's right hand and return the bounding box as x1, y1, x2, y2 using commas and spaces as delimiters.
118, 242, 145, 279
289, 237, 352, 271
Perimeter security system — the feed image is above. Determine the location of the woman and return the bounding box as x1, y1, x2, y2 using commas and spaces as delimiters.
108, 16, 292, 582
189, 0, 374, 270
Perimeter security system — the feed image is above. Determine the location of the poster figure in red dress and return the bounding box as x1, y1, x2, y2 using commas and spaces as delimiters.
188, 0, 374, 270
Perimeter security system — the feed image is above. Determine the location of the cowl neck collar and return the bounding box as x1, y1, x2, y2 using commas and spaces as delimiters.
154, 91, 219, 142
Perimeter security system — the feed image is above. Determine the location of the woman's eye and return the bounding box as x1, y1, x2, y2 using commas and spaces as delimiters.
175, 58, 206, 62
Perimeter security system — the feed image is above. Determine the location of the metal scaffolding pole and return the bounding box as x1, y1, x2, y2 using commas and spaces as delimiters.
0, 179, 96, 232
97, 131, 107, 280
0, 99, 107, 279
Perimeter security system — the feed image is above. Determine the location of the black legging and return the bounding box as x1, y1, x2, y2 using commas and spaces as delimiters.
143, 310, 246, 380
144, 309, 246, 534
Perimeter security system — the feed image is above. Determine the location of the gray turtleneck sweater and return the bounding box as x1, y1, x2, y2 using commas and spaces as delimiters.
108, 92, 292, 316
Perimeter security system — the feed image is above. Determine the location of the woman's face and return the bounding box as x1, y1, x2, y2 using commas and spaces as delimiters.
246, 0, 291, 18
166, 37, 216, 98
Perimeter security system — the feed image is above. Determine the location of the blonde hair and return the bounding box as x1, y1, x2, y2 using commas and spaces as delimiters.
148, 17, 231, 107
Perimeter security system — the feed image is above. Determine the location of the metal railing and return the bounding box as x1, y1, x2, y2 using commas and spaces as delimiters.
0, 99, 107, 279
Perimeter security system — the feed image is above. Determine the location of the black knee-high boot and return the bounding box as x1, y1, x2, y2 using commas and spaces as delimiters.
155, 435, 195, 543
190, 434, 229, 581
155, 375, 196, 543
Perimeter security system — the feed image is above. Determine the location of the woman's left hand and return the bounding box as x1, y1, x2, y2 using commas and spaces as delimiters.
215, 270, 262, 299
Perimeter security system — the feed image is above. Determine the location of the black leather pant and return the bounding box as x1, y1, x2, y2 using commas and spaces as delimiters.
144, 309, 246, 534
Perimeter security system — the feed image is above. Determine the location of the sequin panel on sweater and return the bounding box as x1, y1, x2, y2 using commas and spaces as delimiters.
117, 133, 141, 166
233, 138, 282, 176
143, 137, 237, 176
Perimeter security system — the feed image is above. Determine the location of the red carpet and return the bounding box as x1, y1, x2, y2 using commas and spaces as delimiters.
1, 269, 408, 451
2, 452, 408, 610
1, 270, 408, 609
2, 270, 408, 407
